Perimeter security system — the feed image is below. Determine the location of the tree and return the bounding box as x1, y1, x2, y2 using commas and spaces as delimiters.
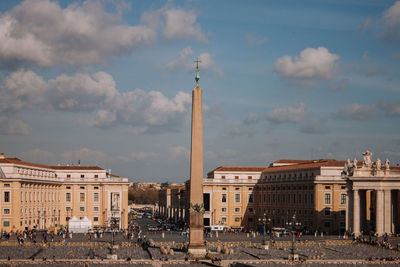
128, 187, 158, 204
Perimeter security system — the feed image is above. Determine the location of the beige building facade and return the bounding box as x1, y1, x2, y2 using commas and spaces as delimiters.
255, 159, 347, 234
0, 154, 129, 232
204, 167, 265, 230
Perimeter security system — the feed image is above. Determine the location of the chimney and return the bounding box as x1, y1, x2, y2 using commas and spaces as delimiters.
0, 153, 5, 159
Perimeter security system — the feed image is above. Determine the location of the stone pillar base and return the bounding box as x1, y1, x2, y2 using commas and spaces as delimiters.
188, 247, 207, 257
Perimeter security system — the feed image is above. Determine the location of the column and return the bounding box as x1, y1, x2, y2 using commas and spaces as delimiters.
360, 190, 366, 232
353, 189, 361, 236
392, 190, 398, 234
376, 190, 384, 236
346, 188, 353, 233
384, 190, 392, 234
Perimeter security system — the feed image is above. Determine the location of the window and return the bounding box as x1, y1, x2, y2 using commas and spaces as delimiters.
80, 193, 85, 202
324, 208, 331, 216
248, 207, 253, 213
3, 208, 10, 215
222, 187, 226, 190
340, 210, 346, 216
80, 174, 85, 178
235, 193, 240, 203
94, 175, 98, 179
310, 193, 314, 204
66, 186, 71, 189
221, 194, 227, 203
94, 186, 99, 190
248, 176, 252, 179
66, 193, 71, 202
221, 207, 226, 212
80, 207, 85, 212
340, 194, 346, 204
324, 193, 331, 205
67, 174, 71, 178
3, 221, 9, 227
221, 176, 226, 179
248, 194, 253, 203
235, 207, 240, 212
4, 191, 10, 202
4, 184, 10, 187
235, 176, 239, 180
324, 221, 331, 228
325, 186, 331, 189
66, 207, 71, 212
93, 206, 99, 212
80, 186, 85, 189
235, 217, 240, 222
222, 217, 226, 223
93, 192, 99, 202
94, 217, 99, 222
248, 218, 253, 222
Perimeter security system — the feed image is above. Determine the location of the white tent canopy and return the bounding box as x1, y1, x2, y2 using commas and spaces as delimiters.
68, 216, 92, 233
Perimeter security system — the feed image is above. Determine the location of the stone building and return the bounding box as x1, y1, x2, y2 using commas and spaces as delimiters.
343, 151, 400, 236
253, 159, 347, 234
0, 154, 129, 231
204, 166, 265, 230
158, 185, 185, 222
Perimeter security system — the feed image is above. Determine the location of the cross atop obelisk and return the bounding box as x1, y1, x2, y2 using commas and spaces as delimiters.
194, 57, 201, 87
188, 58, 206, 256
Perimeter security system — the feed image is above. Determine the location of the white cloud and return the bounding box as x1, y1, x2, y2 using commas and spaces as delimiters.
382, 1, 400, 43
168, 146, 190, 159
142, 7, 207, 42
299, 120, 329, 135
91, 89, 191, 133
165, 46, 193, 71
162, 8, 207, 42
20, 149, 55, 164
0, 116, 30, 135
359, 17, 372, 33
274, 47, 340, 87
120, 152, 160, 161
378, 102, 400, 117
243, 113, 261, 125
245, 33, 268, 45
61, 147, 106, 164
0, 70, 117, 113
336, 104, 377, 120
0, 70, 191, 134
164, 46, 223, 76
266, 103, 307, 123
0, 0, 155, 68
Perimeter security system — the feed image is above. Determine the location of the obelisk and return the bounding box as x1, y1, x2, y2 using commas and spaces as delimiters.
188, 58, 206, 256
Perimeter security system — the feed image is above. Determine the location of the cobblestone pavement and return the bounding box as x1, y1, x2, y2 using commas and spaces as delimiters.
2, 230, 400, 266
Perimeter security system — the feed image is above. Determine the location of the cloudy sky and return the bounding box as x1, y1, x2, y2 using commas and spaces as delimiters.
0, 0, 399, 182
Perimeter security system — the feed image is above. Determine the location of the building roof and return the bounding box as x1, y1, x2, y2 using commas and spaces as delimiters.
262, 159, 349, 173
0, 157, 51, 169
207, 166, 266, 177
51, 165, 104, 170
0, 157, 104, 171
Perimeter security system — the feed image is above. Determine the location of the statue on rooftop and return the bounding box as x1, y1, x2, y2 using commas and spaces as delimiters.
376, 158, 382, 170
385, 158, 390, 171
362, 150, 373, 168
353, 158, 358, 169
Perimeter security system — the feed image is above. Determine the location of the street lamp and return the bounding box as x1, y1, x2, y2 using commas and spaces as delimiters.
286, 213, 301, 260
258, 212, 267, 245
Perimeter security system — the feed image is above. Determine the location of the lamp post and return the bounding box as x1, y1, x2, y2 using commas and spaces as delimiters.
286, 213, 301, 260
258, 212, 267, 245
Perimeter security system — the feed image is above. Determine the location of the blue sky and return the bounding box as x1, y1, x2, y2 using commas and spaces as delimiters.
0, 0, 399, 182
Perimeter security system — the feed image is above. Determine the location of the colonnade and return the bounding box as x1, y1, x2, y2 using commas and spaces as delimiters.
347, 188, 399, 236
